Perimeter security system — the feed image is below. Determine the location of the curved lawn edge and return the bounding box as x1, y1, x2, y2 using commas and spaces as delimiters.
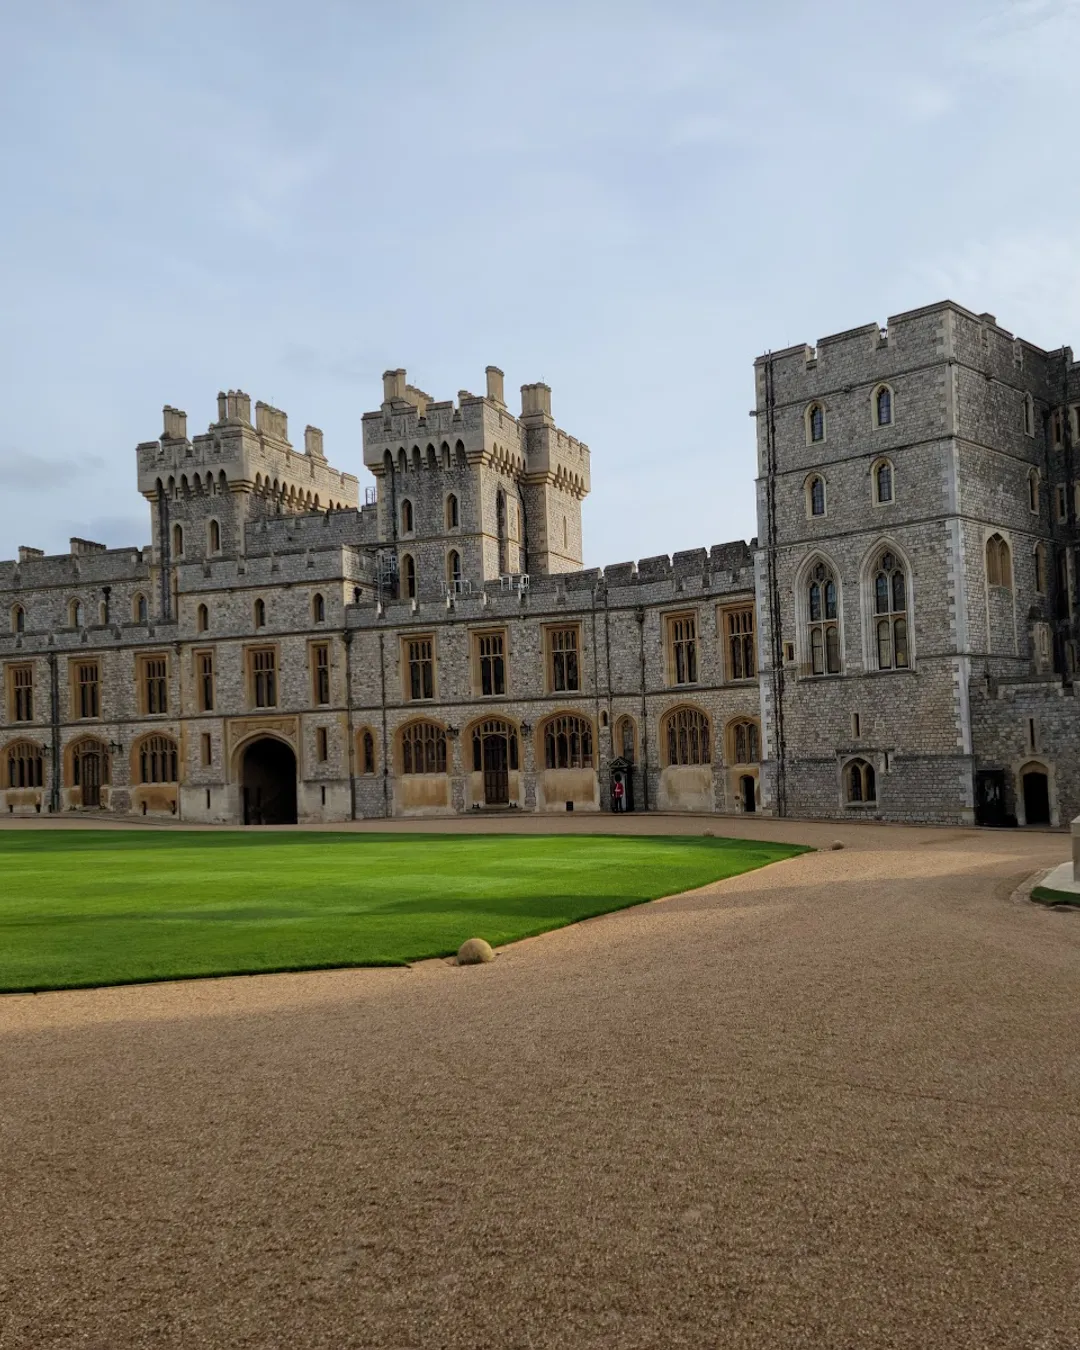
1030, 885, 1080, 907
0, 832, 813, 995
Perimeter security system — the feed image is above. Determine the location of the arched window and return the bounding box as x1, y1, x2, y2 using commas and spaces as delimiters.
986, 534, 1012, 591
254, 597, 266, 627
615, 715, 637, 763
173, 523, 184, 556
662, 707, 711, 767
196, 603, 209, 633
807, 475, 826, 517
1024, 393, 1035, 437
729, 720, 760, 764
1034, 542, 1048, 595
872, 550, 909, 670
11, 604, 24, 634
401, 499, 414, 534
402, 554, 416, 599
359, 728, 376, 775
400, 721, 447, 774
563, 517, 568, 549
807, 403, 825, 444
208, 519, 221, 553
846, 758, 877, 804
542, 714, 594, 769
7, 740, 43, 788
69, 599, 84, 628
875, 386, 893, 426
447, 550, 461, 587
446, 494, 459, 529
1028, 468, 1040, 513
133, 593, 148, 623
806, 561, 841, 674
312, 592, 325, 623
873, 459, 894, 505
139, 735, 178, 784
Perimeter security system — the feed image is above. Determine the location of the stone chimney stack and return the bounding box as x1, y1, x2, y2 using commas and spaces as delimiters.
382, 369, 407, 402
255, 401, 289, 442
304, 425, 326, 460
521, 382, 552, 419
219, 390, 252, 424
162, 406, 187, 440
485, 366, 505, 404
17, 546, 44, 563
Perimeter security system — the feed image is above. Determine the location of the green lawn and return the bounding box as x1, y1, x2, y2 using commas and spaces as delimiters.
0, 830, 809, 992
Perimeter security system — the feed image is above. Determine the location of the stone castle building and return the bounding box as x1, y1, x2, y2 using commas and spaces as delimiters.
1, 300, 1077, 827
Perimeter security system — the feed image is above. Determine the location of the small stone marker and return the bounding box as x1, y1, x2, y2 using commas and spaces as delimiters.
457, 937, 494, 965
830, 841, 845, 850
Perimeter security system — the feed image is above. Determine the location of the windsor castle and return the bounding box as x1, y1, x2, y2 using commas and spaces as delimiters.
2, 300, 1077, 829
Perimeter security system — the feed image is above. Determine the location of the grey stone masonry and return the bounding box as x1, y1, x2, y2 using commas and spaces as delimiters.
3, 311, 1077, 827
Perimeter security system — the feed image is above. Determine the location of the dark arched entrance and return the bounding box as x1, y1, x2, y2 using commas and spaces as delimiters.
242, 738, 297, 825
1022, 769, 1050, 826
740, 774, 756, 813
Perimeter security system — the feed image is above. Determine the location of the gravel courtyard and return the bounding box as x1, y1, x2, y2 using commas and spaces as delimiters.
0, 818, 1076, 1349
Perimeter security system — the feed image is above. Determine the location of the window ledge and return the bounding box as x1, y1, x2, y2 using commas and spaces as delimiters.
844, 802, 879, 810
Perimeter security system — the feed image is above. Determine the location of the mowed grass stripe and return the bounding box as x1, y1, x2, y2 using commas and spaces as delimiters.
0, 831, 809, 992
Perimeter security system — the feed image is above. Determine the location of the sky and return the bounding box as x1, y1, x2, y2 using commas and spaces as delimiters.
3, 0, 1080, 568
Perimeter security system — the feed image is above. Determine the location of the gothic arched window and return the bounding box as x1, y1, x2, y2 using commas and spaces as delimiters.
875, 387, 893, 426
872, 550, 909, 670
542, 714, 594, 770
807, 403, 825, 443
254, 597, 266, 628
873, 459, 894, 505
196, 603, 209, 633
986, 534, 1012, 591
446, 494, 459, 529
401, 499, 414, 534
846, 758, 877, 804
662, 706, 711, 767
139, 735, 178, 784
400, 722, 446, 774
447, 550, 461, 587
729, 719, 760, 764
11, 604, 24, 634
615, 715, 637, 763
208, 519, 221, 553
1028, 468, 1040, 513
806, 562, 841, 675
312, 592, 325, 623
402, 554, 417, 599
7, 740, 43, 788
807, 475, 826, 517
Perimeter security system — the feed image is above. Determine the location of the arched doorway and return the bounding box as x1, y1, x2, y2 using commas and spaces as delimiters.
471, 719, 518, 807
740, 774, 756, 813
241, 738, 297, 825
1021, 767, 1050, 826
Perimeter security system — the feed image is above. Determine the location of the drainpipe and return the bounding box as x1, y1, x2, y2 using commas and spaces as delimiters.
48, 653, 61, 813
637, 607, 649, 811
378, 632, 390, 817
344, 629, 356, 820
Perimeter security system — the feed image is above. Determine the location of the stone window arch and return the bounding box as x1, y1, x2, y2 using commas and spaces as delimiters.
869, 548, 910, 670
208, 519, 221, 553
402, 553, 417, 599
805, 402, 826, 445
871, 457, 894, 505
614, 714, 637, 763
11, 604, 24, 634
68, 598, 84, 628
401, 499, 414, 535
172, 523, 184, 557
137, 734, 178, 784
805, 474, 827, 518
312, 592, 325, 623
132, 593, 148, 624
800, 558, 842, 675
845, 757, 877, 804
1024, 392, 1035, 437
196, 603, 209, 633
661, 705, 711, 767
1028, 468, 1040, 513
447, 550, 462, 588
357, 727, 377, 775
70, 738, 110, 790
727, 719, 760, 764
399, 721, 447, 774
872, 384, 894, 427
986, 533, 1013, 591
7, 739, 44, 788
1034, 541, 1048, 595
446, 493, 459, 529
254, 597, 267, 628
540, 713, 594, 770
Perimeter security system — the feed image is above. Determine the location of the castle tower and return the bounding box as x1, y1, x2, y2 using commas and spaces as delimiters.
136, 394, 359, 616
361, 367, 590, 600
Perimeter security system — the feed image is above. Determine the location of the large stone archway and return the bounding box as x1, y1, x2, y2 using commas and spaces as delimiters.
241, 737, 297, 825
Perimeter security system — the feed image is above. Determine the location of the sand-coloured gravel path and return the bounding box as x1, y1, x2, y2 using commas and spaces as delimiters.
1, 818, 1076, 1349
